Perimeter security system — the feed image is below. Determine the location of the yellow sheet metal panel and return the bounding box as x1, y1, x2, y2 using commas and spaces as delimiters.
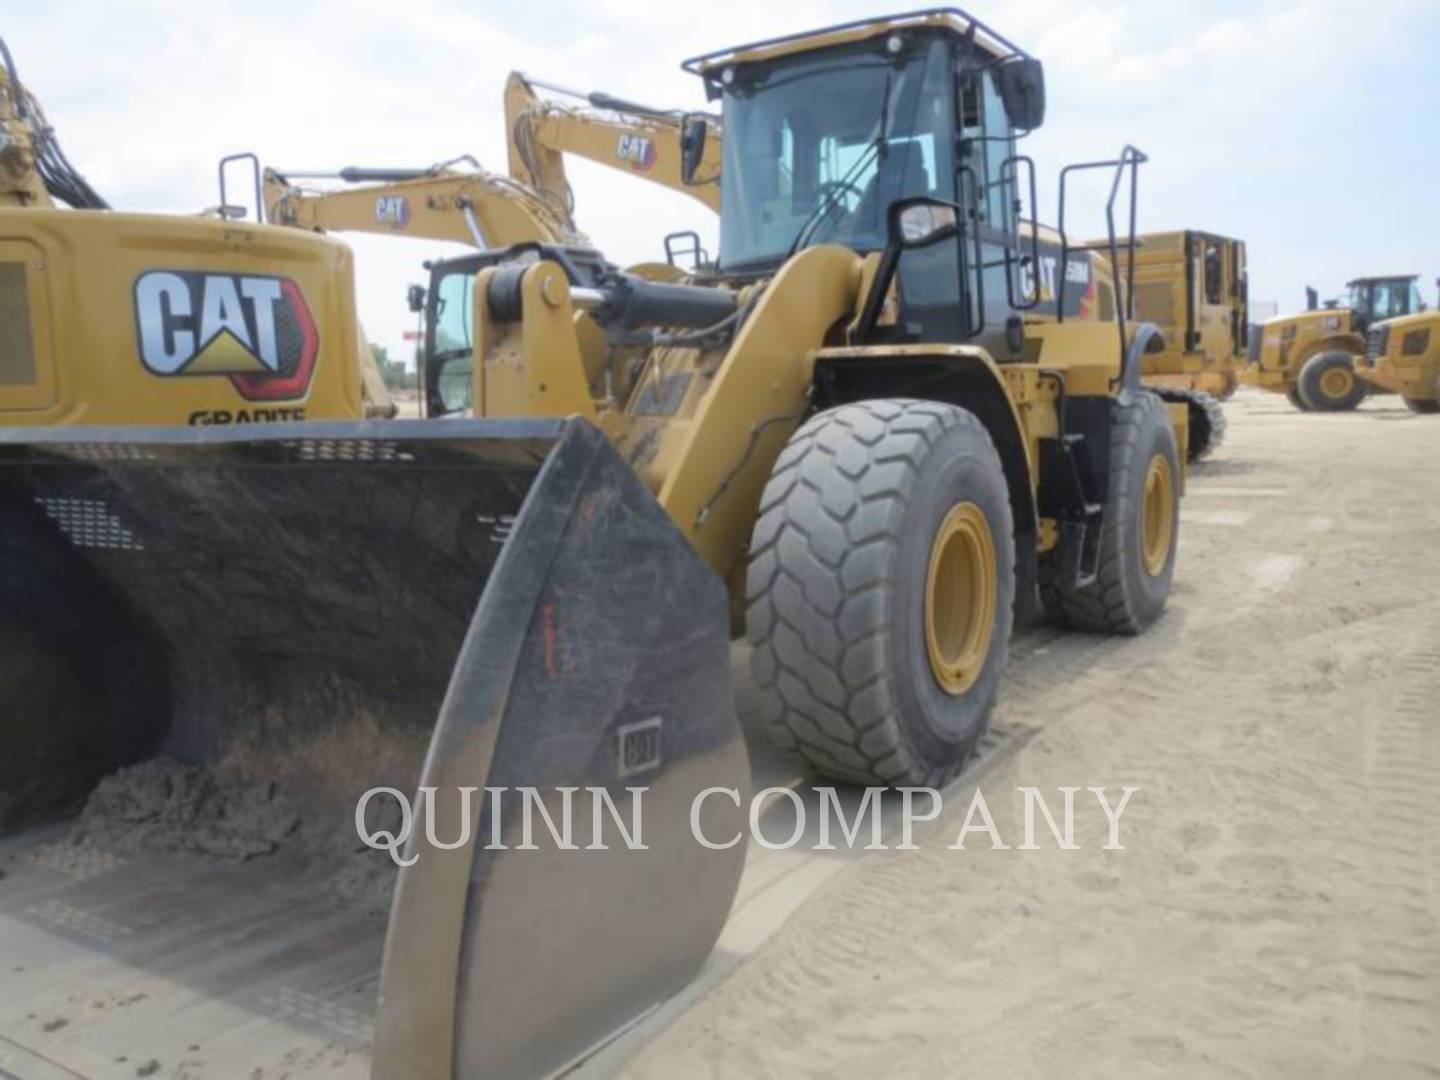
0, 209, 365, 425
657, 244, 862, 579
0, 261, 35, 385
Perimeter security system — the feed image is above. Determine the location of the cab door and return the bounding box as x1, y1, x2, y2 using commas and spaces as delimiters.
953, 54, 1022, 358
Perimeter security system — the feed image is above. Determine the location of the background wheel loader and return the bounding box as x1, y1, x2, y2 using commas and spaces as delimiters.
1355, 283, 1440, 413
1246, 274, 1428, 411
1, 10, 1185, 1077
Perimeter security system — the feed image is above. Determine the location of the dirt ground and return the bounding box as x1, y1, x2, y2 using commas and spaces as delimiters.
622, 388, 1440, 1080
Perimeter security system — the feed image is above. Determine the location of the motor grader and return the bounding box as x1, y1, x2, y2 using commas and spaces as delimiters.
1126, 230, 1247, 460
1, 11, 1184, 1078
1247, 274, 1427, 411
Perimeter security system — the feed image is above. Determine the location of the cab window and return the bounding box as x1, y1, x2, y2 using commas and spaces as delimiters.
1203, 240, 1223, 304
1370, 281, 1409, 320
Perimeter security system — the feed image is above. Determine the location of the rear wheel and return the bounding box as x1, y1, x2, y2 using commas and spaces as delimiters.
745, 399, 1015, 788
1285, 385, 1310, 411
1297, 352, 1367, 411
1050, 391, 1179, 635
1404, 396, 1440, 414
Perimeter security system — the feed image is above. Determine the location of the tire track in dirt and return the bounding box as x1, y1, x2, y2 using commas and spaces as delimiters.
620, 393, 1440, 1079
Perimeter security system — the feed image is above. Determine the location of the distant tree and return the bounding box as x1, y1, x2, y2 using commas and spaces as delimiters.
371, 343, 417, 392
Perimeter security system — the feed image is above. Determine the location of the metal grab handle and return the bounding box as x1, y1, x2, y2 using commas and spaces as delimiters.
218, 152, 264, 223
957, 165, 986, 340
1000, 154, 1040, 310
1055, 144, 1148, 370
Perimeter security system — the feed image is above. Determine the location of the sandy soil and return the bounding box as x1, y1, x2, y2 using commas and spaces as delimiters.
623, 388, 1440, 1079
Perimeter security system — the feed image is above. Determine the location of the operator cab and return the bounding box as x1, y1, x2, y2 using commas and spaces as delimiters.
686, 8, 1125, 359
1346, 275, 1425, 330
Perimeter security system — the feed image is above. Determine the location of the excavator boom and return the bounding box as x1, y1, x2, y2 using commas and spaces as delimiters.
505, 71, 721, 213
264, 161, 582, 247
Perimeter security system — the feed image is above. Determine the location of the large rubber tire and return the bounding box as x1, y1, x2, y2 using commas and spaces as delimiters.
745, 399, 1015, 788
1297, 351, 1367, 411
1049, 391, 1179, 635
1154, 388, 1225, 462
1285, 385, 1311, 411
1404, 397, 1440, 415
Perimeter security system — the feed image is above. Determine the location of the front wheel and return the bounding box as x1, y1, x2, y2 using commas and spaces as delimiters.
1297, 352, 1367, 411
1049, 391, 1180, 635
1285, 385, 1311, 411
745, 400, 1015, 788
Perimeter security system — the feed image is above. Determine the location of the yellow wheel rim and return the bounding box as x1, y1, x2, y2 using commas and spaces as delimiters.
924, 502, 997, 696
1319, 366, 1354, 401
1140, 453, 1175, 577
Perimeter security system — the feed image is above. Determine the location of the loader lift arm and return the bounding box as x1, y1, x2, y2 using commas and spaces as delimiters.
505, 71, 722, 214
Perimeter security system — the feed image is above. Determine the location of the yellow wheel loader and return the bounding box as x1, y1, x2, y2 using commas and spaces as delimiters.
1355, 287, 1440, 413
1247, 274, 1427, 411
1127, 230, 1247, 460
2, 11, 1185, 1077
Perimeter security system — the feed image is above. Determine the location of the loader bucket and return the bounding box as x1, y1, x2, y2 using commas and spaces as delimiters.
0, 417, 747, 1079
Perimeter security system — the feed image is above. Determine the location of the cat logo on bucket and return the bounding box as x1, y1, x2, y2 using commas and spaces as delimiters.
133, 270, 319, 401
616, 133, 656, 171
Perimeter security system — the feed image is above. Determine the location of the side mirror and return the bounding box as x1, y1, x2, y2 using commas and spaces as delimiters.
680, 116, 708, 186
889, 197, 959, 249
407, 284, 427, 314
996, 58, 1046, 131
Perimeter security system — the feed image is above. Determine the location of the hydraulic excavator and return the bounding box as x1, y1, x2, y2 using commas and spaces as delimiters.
0, 46, 396, 426
262, 153, 582, 250
1, 12, 1185, 1077
261, 69, 721, 268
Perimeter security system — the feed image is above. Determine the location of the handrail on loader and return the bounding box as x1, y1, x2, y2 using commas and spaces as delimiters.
1056, 144, 1149, 382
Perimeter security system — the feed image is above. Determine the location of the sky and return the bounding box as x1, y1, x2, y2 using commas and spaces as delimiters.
8, 0, 1440, 363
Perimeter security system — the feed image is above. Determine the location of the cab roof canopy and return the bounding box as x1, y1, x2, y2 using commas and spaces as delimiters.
682, 6, 1029, 82
1346, 274, 1419, 286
